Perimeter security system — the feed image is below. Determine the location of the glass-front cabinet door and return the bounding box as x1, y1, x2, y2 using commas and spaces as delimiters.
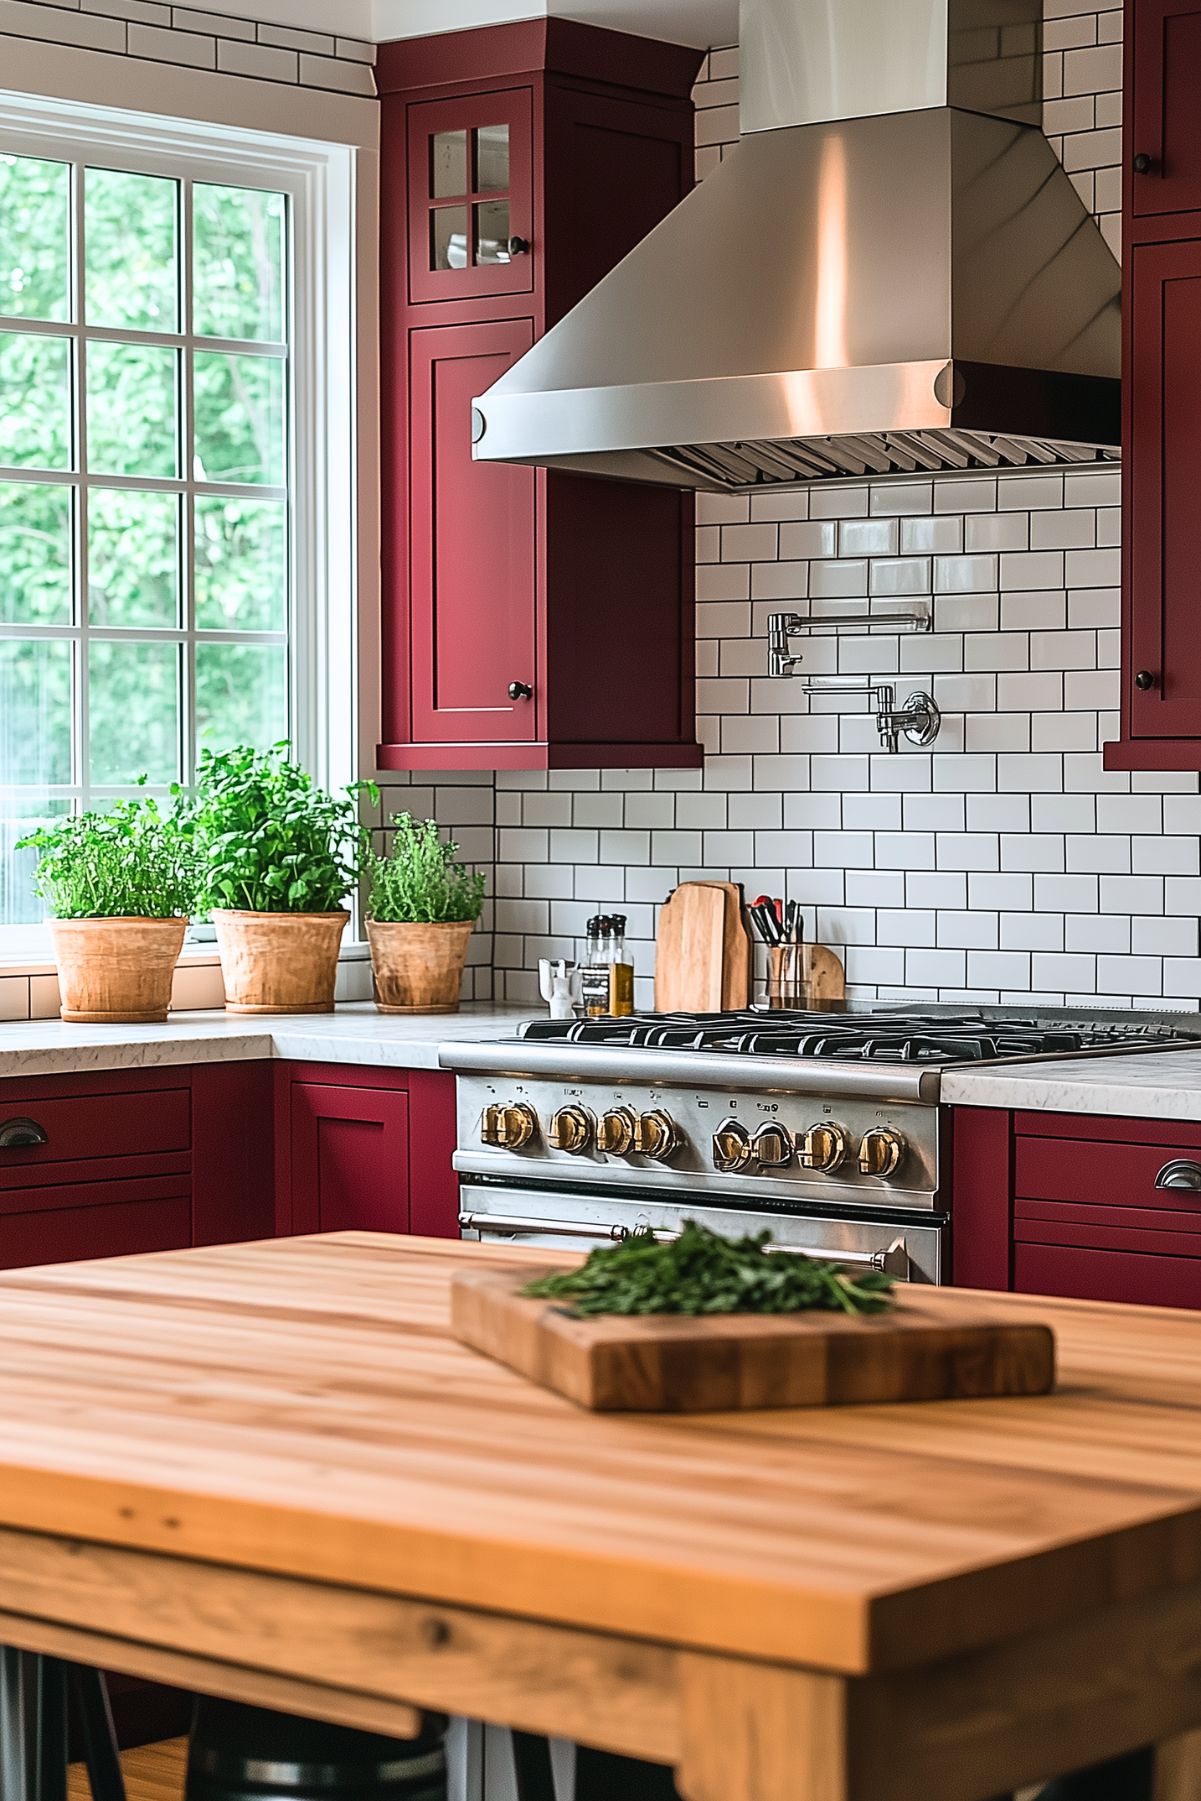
407, 89, 534, 304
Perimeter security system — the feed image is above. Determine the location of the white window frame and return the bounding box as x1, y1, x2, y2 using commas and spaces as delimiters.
0, 90, 360, 963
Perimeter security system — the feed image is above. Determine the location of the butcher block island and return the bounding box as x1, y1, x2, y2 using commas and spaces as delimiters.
3, 1236, 1201, 1801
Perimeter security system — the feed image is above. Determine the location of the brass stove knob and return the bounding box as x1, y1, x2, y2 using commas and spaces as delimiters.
713, 1119, 753, 1173
548, 1105, 595, 1154
598, 1107, 637, 1156
799, 1122, 849, 1174
634, 1109, 681, 1162
752, 1124, 793, 1169
858, 1127, 906, 1179
481, 1103, 537, 1149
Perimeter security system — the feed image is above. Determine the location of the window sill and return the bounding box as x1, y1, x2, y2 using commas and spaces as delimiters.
0, 941, 372, 978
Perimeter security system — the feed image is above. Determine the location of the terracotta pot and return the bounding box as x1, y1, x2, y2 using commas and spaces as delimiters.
49, 916, 187, 1025
367, 918, 475, 1015
213, 910, 349, 1015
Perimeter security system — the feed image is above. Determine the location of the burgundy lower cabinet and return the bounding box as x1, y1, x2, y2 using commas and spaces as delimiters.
952, 1106, 1201, 1307
274, 1063, 459, 1241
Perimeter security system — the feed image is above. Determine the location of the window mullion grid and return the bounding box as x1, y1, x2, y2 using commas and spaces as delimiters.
181, 174, 195, 795
71, 157, 88, 821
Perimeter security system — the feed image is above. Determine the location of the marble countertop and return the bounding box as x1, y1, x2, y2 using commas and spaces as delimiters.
943, 1046, 1201, 1121
0, 1002, 537, 1080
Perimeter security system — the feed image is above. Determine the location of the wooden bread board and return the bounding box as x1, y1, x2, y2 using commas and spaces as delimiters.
654, 882, 727, 1012
450, 1269, 1056, 1413
696, 880, 752, 1009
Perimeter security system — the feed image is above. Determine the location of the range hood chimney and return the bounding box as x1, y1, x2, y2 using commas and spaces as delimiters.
471, 0, 1121, 489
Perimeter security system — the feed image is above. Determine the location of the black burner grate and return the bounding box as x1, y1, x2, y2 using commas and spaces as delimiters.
518, 1009, 1193, 1066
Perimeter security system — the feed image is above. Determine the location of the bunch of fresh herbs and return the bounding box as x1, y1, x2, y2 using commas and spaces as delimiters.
367, 813, 486, 925
180, 744, 375, 915
17, 794, 197, 920
521, 1219, 897, 1318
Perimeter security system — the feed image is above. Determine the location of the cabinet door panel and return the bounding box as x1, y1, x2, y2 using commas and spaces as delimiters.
408, 89, 534, 306
291, 1084, 410, 1235
1133, 0, 1201, 217
1129, 239, 1201, 737
409, 320, 538, 745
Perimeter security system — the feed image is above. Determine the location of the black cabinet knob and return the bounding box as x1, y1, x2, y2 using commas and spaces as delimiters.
1135, 670, 1156, 690
1133, 152, 1155, 175
508, 681, 533, 701
507, 236, 531, 257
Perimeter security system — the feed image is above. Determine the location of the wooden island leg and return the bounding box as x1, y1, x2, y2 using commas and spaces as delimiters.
675, 1655, 850, 1801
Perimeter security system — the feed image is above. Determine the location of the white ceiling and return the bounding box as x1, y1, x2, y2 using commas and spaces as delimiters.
175, 0, 738, 48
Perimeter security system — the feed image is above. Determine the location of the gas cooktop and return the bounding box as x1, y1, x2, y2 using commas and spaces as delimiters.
519, 1008, 1198, 1067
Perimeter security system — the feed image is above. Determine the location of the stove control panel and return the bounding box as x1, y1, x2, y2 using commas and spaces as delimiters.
461, 1078, 936, 1206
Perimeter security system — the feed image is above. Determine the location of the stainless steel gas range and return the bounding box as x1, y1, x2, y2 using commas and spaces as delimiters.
441, 1008, 1199, 1285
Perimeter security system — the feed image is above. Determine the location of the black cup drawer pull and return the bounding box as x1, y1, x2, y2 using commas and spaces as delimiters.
0, 1118, 48, 1150
1155, 1158, 1201, 1191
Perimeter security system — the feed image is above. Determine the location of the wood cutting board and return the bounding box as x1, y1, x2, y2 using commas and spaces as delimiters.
450, 1268, 1056, 1413
654, 882, 727, 1012
696, 880, 752, 1009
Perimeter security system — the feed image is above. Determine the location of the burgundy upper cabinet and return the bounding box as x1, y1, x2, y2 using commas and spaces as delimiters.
1130, 0, 1201, 219
1108, 0, 1201, 768
377, 22, 704, 772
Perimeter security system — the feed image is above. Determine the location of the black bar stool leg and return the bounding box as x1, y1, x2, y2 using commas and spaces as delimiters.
511, 1731, 557, 1801
0, 1648, 71, 1801
574, 1745, 680, 1801
34, 1657, 68, 1801
67, 1666, 126, 1801
1034, 1746, 1155, 1801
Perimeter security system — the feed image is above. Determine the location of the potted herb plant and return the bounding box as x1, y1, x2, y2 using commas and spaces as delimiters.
17, 796, 196, 1024
366, 813, 486, 1014
183, 745, 370, 1015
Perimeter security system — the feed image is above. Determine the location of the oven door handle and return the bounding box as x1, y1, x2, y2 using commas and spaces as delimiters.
461, 1214, 911, 1279
459, 1212, 627, 1243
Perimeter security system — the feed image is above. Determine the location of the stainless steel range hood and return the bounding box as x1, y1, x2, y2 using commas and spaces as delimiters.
471, 0, 1121, 490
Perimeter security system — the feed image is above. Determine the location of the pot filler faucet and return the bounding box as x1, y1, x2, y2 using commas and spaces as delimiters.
767, 612, 941, 754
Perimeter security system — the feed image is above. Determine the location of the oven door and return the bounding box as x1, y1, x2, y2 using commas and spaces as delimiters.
458, 1182, 945, 1282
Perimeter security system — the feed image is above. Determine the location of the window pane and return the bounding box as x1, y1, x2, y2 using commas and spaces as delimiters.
88, 489, 179, 628
0, 794, 71, 926
476, 125, 509, 193
432, 207, 468, 271
0, 332, 71, 470
87, 341, 179, 478
85, 168, 179, 332
475, 200, 511, 265
88, 640, 180, 785
192, 350, 285, 486
0, 639, 72, 784
431, 130, 467, 198
0, 154, 70, 322
195, 495, 286, 631
0, 482, 71, 624
196, 642, 287, 753
193, 184, 286, 344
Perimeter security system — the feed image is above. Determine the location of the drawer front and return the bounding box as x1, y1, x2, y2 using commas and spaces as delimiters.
0, 1173, 190, 1220
0, 1192, 191, 1270
1014, 1134, 1201, 1210
0, 1088, 190, 1185
1015, 1242, 1201, 1310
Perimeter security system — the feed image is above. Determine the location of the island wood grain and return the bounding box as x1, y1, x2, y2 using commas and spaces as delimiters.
1, 1234, 1200, 1801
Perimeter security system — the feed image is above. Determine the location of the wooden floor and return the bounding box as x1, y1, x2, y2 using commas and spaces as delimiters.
69, 1738, 186, 1801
